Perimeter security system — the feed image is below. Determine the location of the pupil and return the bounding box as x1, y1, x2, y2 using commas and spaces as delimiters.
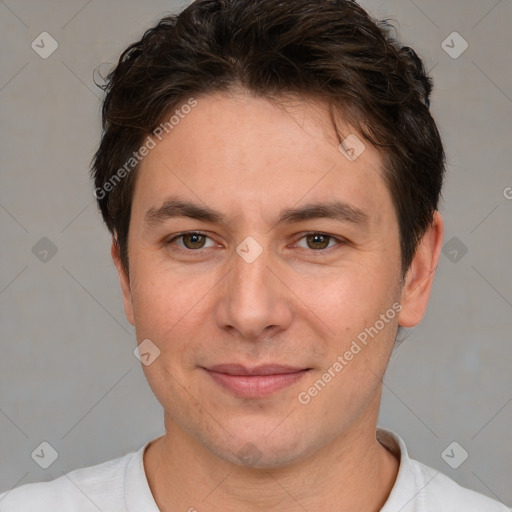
185, 234, 204, 249
309, 234, 328, 249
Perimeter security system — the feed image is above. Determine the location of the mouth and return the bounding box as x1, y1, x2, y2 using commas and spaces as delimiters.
202, 364, 312, 398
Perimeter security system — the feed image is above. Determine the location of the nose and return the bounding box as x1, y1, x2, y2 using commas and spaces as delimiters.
214, 242, 293, 341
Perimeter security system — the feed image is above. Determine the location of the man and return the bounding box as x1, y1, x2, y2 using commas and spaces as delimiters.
0, 0, 509, 510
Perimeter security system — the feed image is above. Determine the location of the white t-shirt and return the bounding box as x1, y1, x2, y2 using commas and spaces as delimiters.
0, 427, 509, 511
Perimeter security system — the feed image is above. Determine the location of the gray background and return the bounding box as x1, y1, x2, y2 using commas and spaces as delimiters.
1, 0, 511, 506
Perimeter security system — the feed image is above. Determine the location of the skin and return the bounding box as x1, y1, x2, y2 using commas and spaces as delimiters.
112, 89, 444, 512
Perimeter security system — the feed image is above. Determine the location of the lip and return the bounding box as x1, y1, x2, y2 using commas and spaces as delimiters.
203, 364, 311, 398
207, 364, 307, 376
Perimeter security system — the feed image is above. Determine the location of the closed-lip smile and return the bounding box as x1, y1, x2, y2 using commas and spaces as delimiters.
203, 364, 311, 398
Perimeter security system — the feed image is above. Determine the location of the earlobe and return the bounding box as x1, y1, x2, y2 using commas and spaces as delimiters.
398, 211, 444, 328
111, 239, 135, 326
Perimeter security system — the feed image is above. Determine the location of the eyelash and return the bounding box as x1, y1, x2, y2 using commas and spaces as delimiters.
164, 231, 345, 254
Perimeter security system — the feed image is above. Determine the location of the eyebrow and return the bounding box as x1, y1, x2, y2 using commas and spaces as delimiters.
144, 197, 370, 228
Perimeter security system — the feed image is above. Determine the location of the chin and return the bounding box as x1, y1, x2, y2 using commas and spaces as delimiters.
202, 421, 315, 469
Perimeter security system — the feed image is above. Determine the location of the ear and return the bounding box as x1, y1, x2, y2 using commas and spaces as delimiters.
111, 239, 135, 326
398, 211, 444, 328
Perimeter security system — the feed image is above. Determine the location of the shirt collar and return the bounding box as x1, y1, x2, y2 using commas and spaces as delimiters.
377, 426, 437, 511
124, 438, 161, 512
125, 427, 431, 512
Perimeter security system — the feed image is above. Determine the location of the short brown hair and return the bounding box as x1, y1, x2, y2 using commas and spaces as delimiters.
91, 0, 445, 277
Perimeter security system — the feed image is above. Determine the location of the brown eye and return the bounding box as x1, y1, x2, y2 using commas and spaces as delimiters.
295, 233, 342, 251
306, 234, 331, 250
167, 232, 215, 251
181, 233, 207, 249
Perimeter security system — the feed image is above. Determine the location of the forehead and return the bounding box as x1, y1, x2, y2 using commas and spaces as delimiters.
131, 91, 392, 229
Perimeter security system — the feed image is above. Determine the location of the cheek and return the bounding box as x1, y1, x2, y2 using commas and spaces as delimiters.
295, 260, 396, 333
129, 264, 219, 370
129, 262, 199, 333
296, 270, 399, 413
310, 270, 400, 384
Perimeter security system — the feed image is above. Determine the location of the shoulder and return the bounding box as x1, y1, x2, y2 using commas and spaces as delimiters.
377, 428, 510, 512
0, 449, 137, 512
411, 459, 510, 511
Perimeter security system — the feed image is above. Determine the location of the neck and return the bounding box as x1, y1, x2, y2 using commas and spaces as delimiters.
144, 403, 399, 512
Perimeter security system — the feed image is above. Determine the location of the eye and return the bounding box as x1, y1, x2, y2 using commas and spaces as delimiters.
294, 232, 343, 251
165, 231, 344, 253
166, 232, 217, 251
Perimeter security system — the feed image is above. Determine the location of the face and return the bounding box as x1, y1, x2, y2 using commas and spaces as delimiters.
113, 90, 440, 468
